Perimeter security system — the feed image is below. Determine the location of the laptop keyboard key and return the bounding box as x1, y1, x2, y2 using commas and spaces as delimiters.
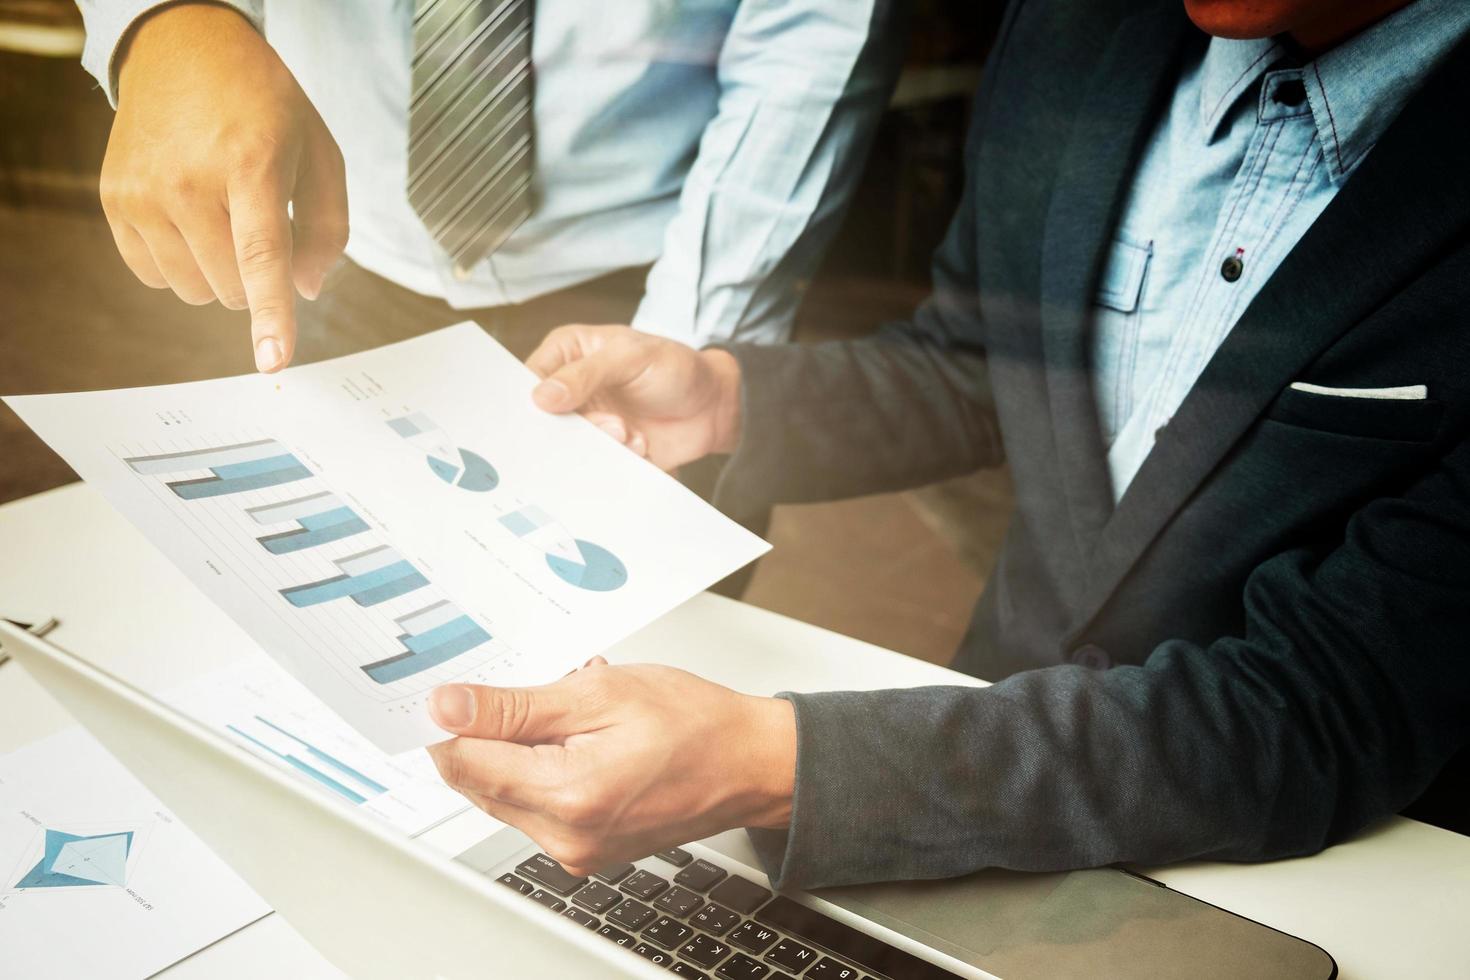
679, 932, 733, 968
670, 965, 710, 979
633, 942, 676, 967
570, 880, 623, 914
675, 858, 728, 892
655, 884, 704, 918
495, 872, 533, 895
656, 846, 694, 867
607, 898, 657, 931
715, 951, 769, 979
807, 957, 861, 979
709, 875, 770, 914
527, 888, 566, 912
515, 854, 588, 896
690, 902, 741, 936
596, 923, 635, 948
593, 862, 635, 885
620, 868, 670, 900
727, 921, 779, 955
642, 915, 695, 950
767, 937, 818, 972
560, 906, 598, 929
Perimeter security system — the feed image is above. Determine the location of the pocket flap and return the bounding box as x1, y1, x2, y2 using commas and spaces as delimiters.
1094, 237, 1151, 313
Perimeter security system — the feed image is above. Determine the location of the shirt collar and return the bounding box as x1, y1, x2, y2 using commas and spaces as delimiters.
1197, 0, 1470, 184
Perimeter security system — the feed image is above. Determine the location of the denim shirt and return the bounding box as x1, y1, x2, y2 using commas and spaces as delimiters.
1091, 0, 1470, 501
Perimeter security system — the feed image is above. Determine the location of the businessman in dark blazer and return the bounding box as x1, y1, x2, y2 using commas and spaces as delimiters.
421, 0, 1470, 888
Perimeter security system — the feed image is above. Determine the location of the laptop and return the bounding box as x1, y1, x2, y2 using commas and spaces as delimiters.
1, 619, 1337, 979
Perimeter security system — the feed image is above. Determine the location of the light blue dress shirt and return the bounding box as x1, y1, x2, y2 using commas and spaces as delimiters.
1091, 0, 1470, 501
76, 1, 898, 345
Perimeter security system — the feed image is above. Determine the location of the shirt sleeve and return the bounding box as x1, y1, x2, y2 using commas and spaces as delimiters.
76, 0, 264, 107
630, 0, 906, 347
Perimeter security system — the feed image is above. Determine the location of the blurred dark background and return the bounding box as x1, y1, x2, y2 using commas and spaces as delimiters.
0, 1, 1011, 665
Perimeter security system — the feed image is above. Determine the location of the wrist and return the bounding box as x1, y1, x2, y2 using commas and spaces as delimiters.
700, 347, 744, 455
118, 3, 256, 98
741, 696, 796, 830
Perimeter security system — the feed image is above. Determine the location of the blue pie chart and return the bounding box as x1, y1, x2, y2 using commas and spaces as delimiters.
545, 539, 628, 592
427, 448, 499, 492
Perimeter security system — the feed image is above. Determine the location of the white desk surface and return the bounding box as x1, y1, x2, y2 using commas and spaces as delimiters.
1, 482, 1466, 979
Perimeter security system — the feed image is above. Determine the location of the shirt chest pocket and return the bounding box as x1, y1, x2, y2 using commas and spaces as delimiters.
1094, 236, 1152, 313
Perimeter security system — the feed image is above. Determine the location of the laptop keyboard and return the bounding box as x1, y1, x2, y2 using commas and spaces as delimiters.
495, 848, 963, 980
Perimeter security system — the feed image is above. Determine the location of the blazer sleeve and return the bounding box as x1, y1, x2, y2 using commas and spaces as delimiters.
712, 157, 1005, 508
748, 435, 1470, 888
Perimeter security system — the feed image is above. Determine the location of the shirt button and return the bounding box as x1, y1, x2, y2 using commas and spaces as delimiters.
1069, 644, 1111, 669
452, 264, 471, 282
1220, 254, 1244, 282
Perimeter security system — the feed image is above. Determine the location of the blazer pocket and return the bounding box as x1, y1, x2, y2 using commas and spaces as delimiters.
1265, 383, 1444, 442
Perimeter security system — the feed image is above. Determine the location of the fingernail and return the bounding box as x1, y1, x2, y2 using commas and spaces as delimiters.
255, 337, 284, 373
628, 431, 647, 456
534, 379, 569, 408
430, 686, 476, 729
597, 418, 627, 442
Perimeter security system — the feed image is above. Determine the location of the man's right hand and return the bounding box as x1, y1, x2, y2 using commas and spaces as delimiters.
526, 325, 744, 472
100, 3, 347, 373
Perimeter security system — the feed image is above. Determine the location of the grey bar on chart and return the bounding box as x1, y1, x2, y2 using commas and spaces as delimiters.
395, 600, 461, 635
125, 438, 282, 475
336, 545, 402, 577
247, 491, 342, 525
386, 413, 434, 438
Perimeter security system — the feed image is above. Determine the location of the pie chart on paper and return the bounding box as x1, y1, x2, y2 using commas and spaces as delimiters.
545, 539, 628, 592
426, 448, 499, 492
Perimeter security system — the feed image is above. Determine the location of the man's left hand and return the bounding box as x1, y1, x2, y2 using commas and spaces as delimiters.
425, 660, 796, 875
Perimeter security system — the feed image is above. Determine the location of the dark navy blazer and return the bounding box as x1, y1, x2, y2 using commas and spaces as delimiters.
721, 0, 1470, 888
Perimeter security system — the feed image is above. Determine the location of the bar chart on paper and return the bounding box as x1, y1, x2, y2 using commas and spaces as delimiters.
119, 435, 515, 700
5, 323, 773, 752
167, 658, 469, 836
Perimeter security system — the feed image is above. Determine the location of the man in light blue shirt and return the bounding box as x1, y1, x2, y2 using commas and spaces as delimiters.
78, 1, 901, 371
1092, 0, 1470, 499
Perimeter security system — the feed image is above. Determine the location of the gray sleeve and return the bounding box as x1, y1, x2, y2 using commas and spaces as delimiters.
76, 0, 264, 107
746, 445, 1470, 889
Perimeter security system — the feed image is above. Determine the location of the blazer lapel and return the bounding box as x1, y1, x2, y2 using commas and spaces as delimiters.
1039, 0, 1193, 567
1073, 36, 1470, 630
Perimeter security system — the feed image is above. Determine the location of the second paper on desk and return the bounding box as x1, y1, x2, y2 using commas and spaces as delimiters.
5, 324, 768, 751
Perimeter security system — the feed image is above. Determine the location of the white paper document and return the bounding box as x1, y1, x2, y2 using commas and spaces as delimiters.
165, 654, 471, 837
6, 324, 769, 751
0, 727, 271, 979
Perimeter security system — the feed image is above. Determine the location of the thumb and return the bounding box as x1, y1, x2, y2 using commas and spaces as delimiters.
532, 339, 652, 415
428, 682, 579, 743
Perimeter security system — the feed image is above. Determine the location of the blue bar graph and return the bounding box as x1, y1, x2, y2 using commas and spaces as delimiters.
125, 439, 312, 499
226, 724, 368, 804
281, 560, 429, 608
257, 505, 370, 555
280, 546, 431, 609
362, 612, 491, 684
253, 716, 388, 795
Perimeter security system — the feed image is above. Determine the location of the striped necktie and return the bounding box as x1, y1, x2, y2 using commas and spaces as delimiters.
408, 0, 536, 274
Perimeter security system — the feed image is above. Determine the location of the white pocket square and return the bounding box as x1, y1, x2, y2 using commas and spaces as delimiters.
1289, 381, 1428, 401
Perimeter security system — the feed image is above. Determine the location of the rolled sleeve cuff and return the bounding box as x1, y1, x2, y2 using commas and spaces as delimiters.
79, 0, 263, 106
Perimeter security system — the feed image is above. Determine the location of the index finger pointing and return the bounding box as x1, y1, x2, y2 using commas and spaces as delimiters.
228, 173, 297, 373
